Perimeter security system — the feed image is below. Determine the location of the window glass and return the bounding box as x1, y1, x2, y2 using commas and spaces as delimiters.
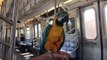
83, 8, 97, 39
26, 27, 30, 39
15, 30, 18, 37
105, 5, 107, 34
21, 29, 24, 34
35, 25, 37, 37
38, 24, 41, 37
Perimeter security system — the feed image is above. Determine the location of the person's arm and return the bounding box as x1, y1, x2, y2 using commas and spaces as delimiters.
31, 53, 69, 60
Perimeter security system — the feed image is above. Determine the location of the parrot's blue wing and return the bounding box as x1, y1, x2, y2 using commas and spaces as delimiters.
39, 24, 52, 55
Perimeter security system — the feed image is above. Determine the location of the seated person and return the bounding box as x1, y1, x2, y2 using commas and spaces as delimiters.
60, 24, 79, 59
15, 37, 20, 47
19, 34, 26, 53
20, 34, 25, 42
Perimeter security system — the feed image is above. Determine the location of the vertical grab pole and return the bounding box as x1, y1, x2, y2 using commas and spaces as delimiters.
9, 0, 18, 60
97, 0, 103, 60
58, 0, 62, 13
54, 0, 57, 16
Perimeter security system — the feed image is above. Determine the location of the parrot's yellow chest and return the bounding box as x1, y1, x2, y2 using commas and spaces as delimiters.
45, 26, 63, 52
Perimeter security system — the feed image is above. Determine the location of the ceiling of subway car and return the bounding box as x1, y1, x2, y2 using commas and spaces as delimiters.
19, 0, 87, 25
18, 0, 77, 26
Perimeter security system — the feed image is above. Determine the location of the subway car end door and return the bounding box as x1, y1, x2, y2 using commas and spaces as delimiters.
80, 2, 102, 60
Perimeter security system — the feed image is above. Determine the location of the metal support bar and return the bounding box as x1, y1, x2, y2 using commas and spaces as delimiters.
54, 0, 57, 16
78, 7, 83, 60
9, 0, 18, 60
97, 0, 103, 60
0, 15, 13, 25
0, 40, 10, 47
57, 0, 59, 12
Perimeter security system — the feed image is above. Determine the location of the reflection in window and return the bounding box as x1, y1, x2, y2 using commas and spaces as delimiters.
26, 27, 30, 39
83, 8, 97, 39
35, 25, 37, 37
105, 5, 107, 33
38, 24, 41, 37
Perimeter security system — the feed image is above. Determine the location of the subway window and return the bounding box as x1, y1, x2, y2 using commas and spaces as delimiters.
83, 8, 97, 39
15, 30, 18, 37
26, 27, 30, 39
105, 5, 107, 34
38, 24, 41, 37
35, 25, 37, 37
21, 29, 24, 34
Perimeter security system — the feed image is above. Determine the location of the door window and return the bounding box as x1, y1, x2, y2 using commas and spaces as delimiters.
105, 5, 107, 34
83, 8, 97, 39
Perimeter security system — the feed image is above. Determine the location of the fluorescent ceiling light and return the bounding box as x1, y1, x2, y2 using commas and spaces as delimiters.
64, 0, 72, 4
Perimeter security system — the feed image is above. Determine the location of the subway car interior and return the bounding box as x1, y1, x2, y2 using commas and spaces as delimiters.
0, 0, 107, 60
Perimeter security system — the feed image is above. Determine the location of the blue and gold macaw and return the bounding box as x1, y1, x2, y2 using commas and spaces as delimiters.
39, 11, 69, 55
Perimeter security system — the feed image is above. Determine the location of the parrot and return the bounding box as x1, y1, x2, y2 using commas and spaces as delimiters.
39, 11, 69, 59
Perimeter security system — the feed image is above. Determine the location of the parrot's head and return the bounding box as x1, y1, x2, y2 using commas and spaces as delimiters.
55, 11, 69, 26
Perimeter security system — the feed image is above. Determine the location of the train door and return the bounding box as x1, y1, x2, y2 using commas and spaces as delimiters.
80, 3, 101, 60
100, 1, 107, 60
